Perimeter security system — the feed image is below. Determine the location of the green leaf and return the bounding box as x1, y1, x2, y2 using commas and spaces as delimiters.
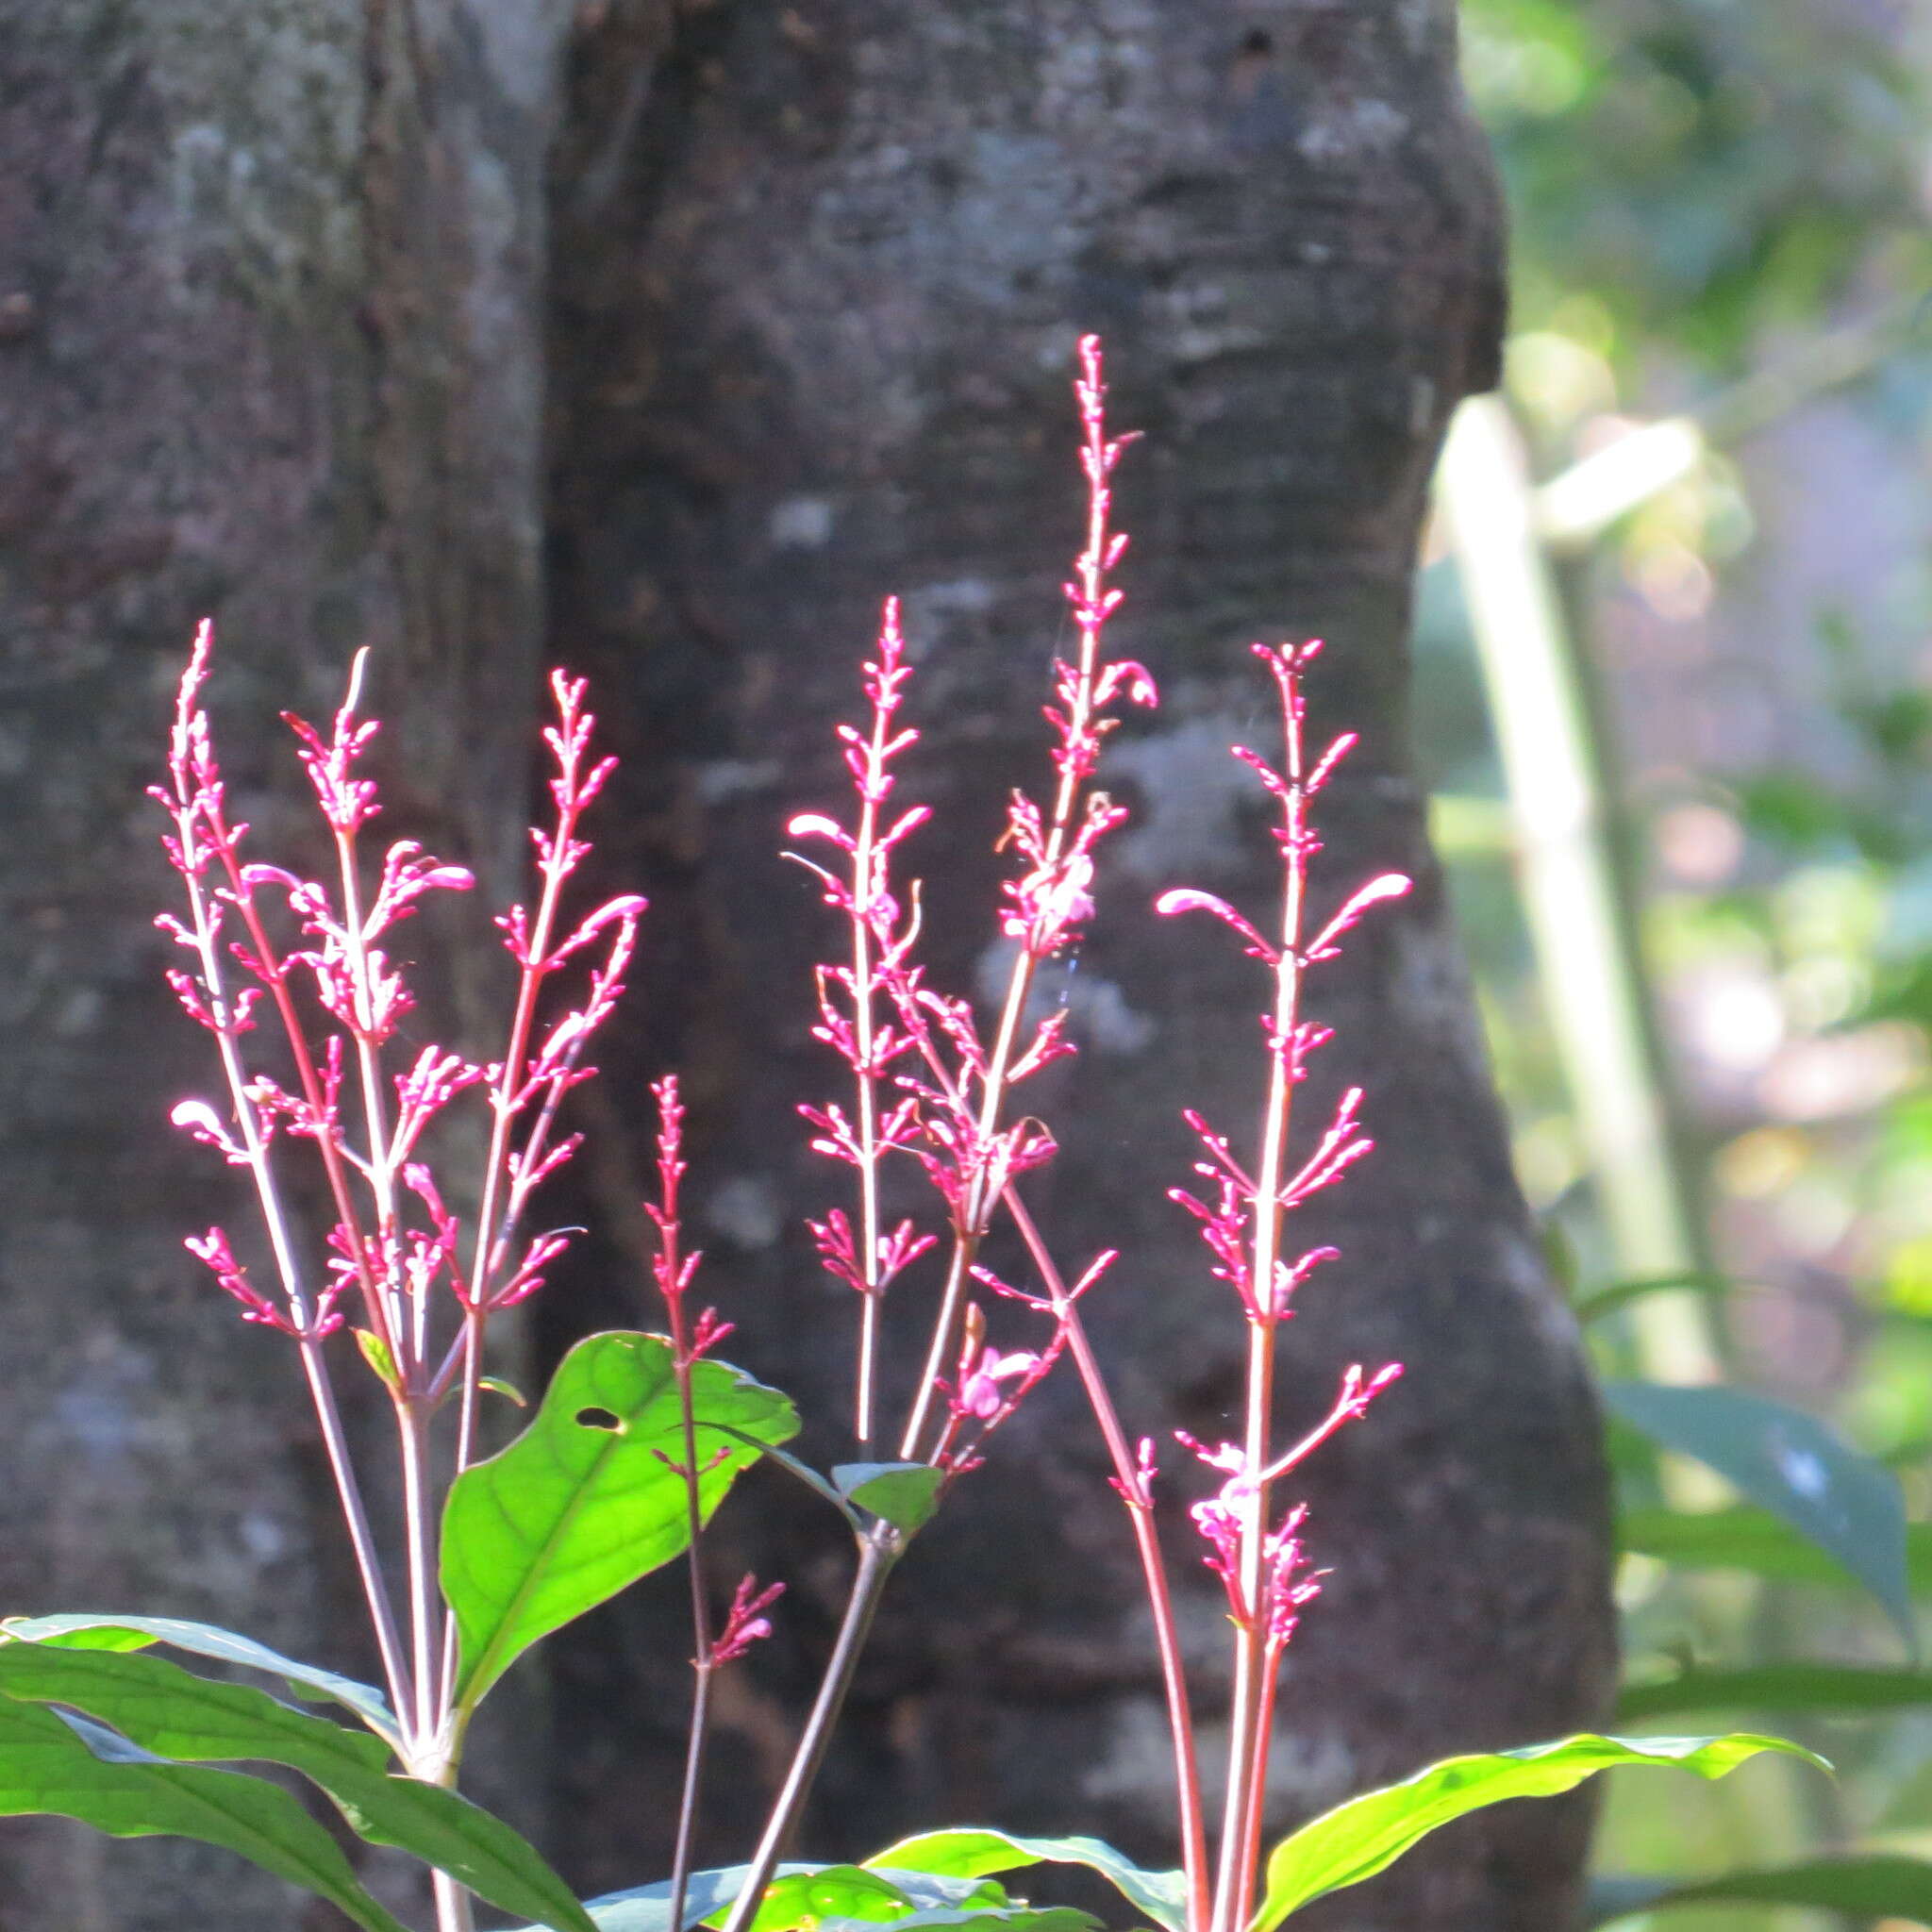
0, 1642, 595, 1932
1620, 1503, 1932, 1592
498, 1865, 1010, 1932
833, 1463, 945, 1534
479, 1374, 529, 1407
0, 1693, 409, 1932
819, 1911, 1098, 1932
2, 1611, 399, 1746
354, 1326, 403, 1394
1251, 1732, 1828, 1932
1603, 1380, 1915, 1652
442, 1331, 799, 1712
1588, 1856, 1932, 1924
730, 1864, 917, 1930
1620, 1661, 1932, 1724
865, 1828, 1188, 1932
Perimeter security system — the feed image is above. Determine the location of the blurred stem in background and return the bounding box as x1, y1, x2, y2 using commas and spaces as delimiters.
1435, 393, 1723, 1390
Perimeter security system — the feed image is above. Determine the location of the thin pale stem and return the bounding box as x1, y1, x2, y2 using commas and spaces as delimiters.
668, 1664, 715, 1932
433, 1866, 475, 1932
719, 1532, 899, 1932
171, 838, 413, 1725
397, 1400, 443, 1754
664, 1284, 714, 1932
1002, 1189, 1209, 1932
895, 958, 1035, 1463
297, 1337, 414, 1733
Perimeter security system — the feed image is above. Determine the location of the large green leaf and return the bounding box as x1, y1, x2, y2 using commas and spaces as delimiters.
442, 1331, 799, 1711
1, 1610, 399, 1746
865, 1827, 1188, 1932
0, 1642, 594, 1932
500, 1863, 1028, 1932
724, 1864, 1094, 1932
1603, 1380, 1914, 1650
0, 1693, 409, 1932
1251, 1732, 1827, 1932
1588, 1856, 1932, 1924
1620, 1661, 1932, 1724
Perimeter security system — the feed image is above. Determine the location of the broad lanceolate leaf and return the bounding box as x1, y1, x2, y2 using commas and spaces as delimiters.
499, 1864, 1012, 1932
0, 1693, 409, 1932
833, 1462, 946, 1533
1589, 1855, 1932, 1924
0, 1643, 595, 1932
1620, 1661, 1932, 1724
866, 1827, 1189, 1932
1251, 1733, 1828, 1932
1603, 1380, 1914, 1652
738, 1864, 922, 1930
1, 1610, 399, 1745
443, 1331, 800, 1711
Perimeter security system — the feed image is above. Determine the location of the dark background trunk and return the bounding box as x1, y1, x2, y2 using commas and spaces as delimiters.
0, 3, 1613, 1929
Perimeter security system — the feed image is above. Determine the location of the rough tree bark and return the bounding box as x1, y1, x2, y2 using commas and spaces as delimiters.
0, 3, 566, 1926
542, 4, 1615, 1931
0, 2, 1612, 1929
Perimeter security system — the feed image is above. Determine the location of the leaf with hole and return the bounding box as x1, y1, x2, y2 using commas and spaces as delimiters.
0, 1641, 595, 1932
442, 1330, 799, 1712
1251, 1732, 1828, 1932
1604, 1380, 1914, 1653
0, 1692, 409, 1932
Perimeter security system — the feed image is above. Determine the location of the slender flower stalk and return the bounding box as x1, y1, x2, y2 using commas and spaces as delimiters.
158, 634, 640, 1932
1158, 641, 1407, 1932
890, 333, 1153, 1465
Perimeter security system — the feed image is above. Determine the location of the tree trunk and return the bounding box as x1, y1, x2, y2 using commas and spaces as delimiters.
0, 3, 564, 1925
542, 5, 1615, 1931
0, 2, 1612, 1927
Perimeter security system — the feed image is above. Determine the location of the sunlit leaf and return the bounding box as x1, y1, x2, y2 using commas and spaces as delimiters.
1603, 1380, 1914, 1652
2, 1611, 399, 1746
865, 1827, 1188, 1932
833, 1463, 945, 1534
1251, 1732, 1827, 1932
0, 1693, 408, 1932
443, 1332, 799, 1712
499, 1864, 1015, 1932
0, 1642, 595, 1932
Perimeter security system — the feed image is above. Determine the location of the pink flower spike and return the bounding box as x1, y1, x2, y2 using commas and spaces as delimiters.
1154, 889, 1278, 964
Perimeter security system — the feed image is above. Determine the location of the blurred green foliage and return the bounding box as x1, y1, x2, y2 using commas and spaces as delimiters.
1447, 1, 1932, 1923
